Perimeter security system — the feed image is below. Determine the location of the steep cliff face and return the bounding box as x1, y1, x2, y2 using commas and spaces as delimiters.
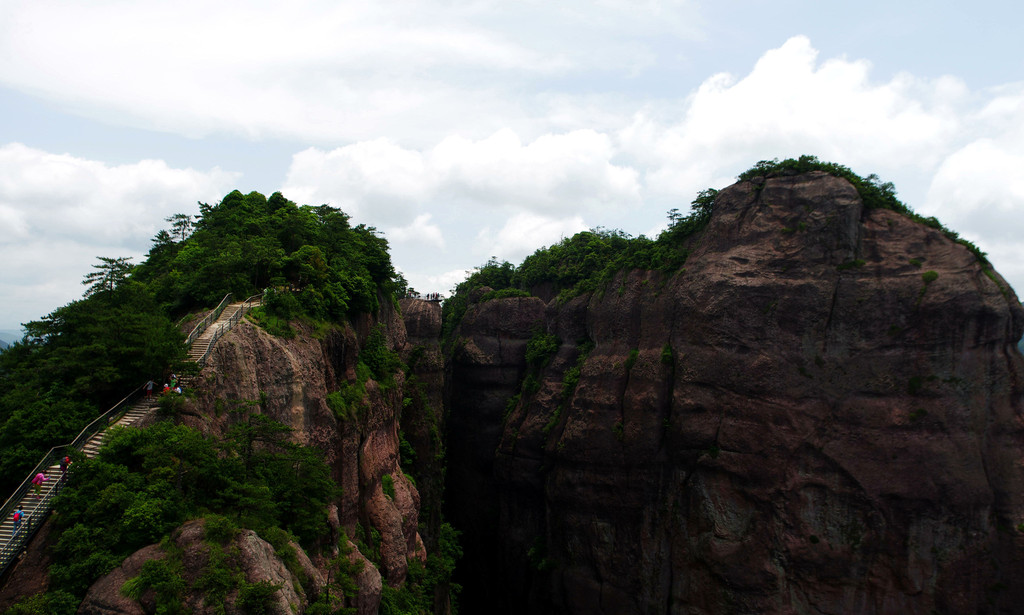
444, 294, 547, 604
189, 299, 426, 592
447, 171, 1024, 614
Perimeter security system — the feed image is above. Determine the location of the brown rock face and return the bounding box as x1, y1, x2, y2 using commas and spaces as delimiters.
445, 295, 547, 605
67, 295, 451, 614
176, 297, 426, 605
448, 172, 1024, 614
398, 299, 447, 533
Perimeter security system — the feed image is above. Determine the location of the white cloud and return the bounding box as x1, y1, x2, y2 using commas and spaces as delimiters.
282, 129, 641, 227
0, 143, 238, 326
284, 140, 428, 220
5, 21, 1024, 324
475, 212, 588, 263
0, 144, 238, 247
620, 36, 969, 201
926, 139, 1024, 234
976, 240, 1024, 299
0, 0, 700, 144
387, 214, 445, 251
432, 128, 641, 211
277, 35, 1024, 297
420, 268, 471, 296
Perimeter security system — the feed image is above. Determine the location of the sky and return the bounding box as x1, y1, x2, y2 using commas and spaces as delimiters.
1, 0, 1023, 332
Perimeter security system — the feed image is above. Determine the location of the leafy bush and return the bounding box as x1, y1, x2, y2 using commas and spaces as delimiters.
237, 580, 282, 615
480, 287, 531, 302
48, 418, 335, 604
379, 522, 462, 615
4, 590, 80, 615
526, 330, 560, 370
204, 514, 240, 544
661, 343, 674, 366
544, 340, 594, 435
836, 259, 866, 271
326, 380, 367, 422
382, 473, 396, 500
360, 324, 403, 385
120, 556, 187, 612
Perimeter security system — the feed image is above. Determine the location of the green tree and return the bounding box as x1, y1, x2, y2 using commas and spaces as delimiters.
165, 213, 195, 242
82, 256, 134, 297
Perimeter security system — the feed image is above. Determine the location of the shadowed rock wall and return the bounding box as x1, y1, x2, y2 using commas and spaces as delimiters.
446, 171, 1024, 614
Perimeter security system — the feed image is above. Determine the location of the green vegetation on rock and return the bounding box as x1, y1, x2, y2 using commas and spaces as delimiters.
441, 156, 992, 345
738, 155, 989, 265
26, 415, 335, 611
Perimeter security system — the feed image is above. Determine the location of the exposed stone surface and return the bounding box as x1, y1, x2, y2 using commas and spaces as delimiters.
0, 518, 56, 611
77, 545, 162, 615
73, 296, 434, 613
447, 171, 1024, 614
398, 298, 448, 549
17, 171, 1023, 615
346, 535, 383, 615
444, 294, 547, 604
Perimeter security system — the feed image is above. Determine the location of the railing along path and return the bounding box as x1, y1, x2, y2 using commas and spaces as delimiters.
0, 293, 262, 577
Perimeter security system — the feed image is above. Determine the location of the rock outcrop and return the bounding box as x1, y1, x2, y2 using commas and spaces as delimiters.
78, 519, 323, 615
447, 171, 1024, 614
186, 298, 426, 595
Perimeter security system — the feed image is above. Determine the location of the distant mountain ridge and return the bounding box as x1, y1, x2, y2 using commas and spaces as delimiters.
0, 330, 22, 347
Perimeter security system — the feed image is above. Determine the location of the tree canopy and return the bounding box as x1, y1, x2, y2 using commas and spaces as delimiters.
0, 189, 406, 493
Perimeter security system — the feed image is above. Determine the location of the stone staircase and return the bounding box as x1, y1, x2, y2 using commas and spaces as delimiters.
1, 295, 260, 576
0, 397, 158, 549
187, 302, 244, 365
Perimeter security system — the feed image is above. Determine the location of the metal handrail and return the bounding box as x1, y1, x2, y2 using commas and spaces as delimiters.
69, 385, 145, 451
193, 294, 263, 368
1, 292, 258, 577
0, 387, 146, 574
185, 293, 232, 347
0, 446, 71, 573
0, 461, 64, 571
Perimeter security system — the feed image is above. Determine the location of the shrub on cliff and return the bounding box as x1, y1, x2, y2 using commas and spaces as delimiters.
441, 257, 517, 344
441, 195, 714, 339
738, 155, 988, 264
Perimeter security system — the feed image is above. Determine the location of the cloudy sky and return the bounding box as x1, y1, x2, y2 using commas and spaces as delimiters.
1, 0, 1022, 332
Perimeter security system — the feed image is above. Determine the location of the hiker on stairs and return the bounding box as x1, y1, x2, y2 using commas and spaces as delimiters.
31, 472, 46, 499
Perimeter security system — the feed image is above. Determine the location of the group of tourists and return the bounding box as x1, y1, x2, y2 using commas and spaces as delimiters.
406, 291, 444, 301
145, 373, 183, 397
7, 455, 72, 546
